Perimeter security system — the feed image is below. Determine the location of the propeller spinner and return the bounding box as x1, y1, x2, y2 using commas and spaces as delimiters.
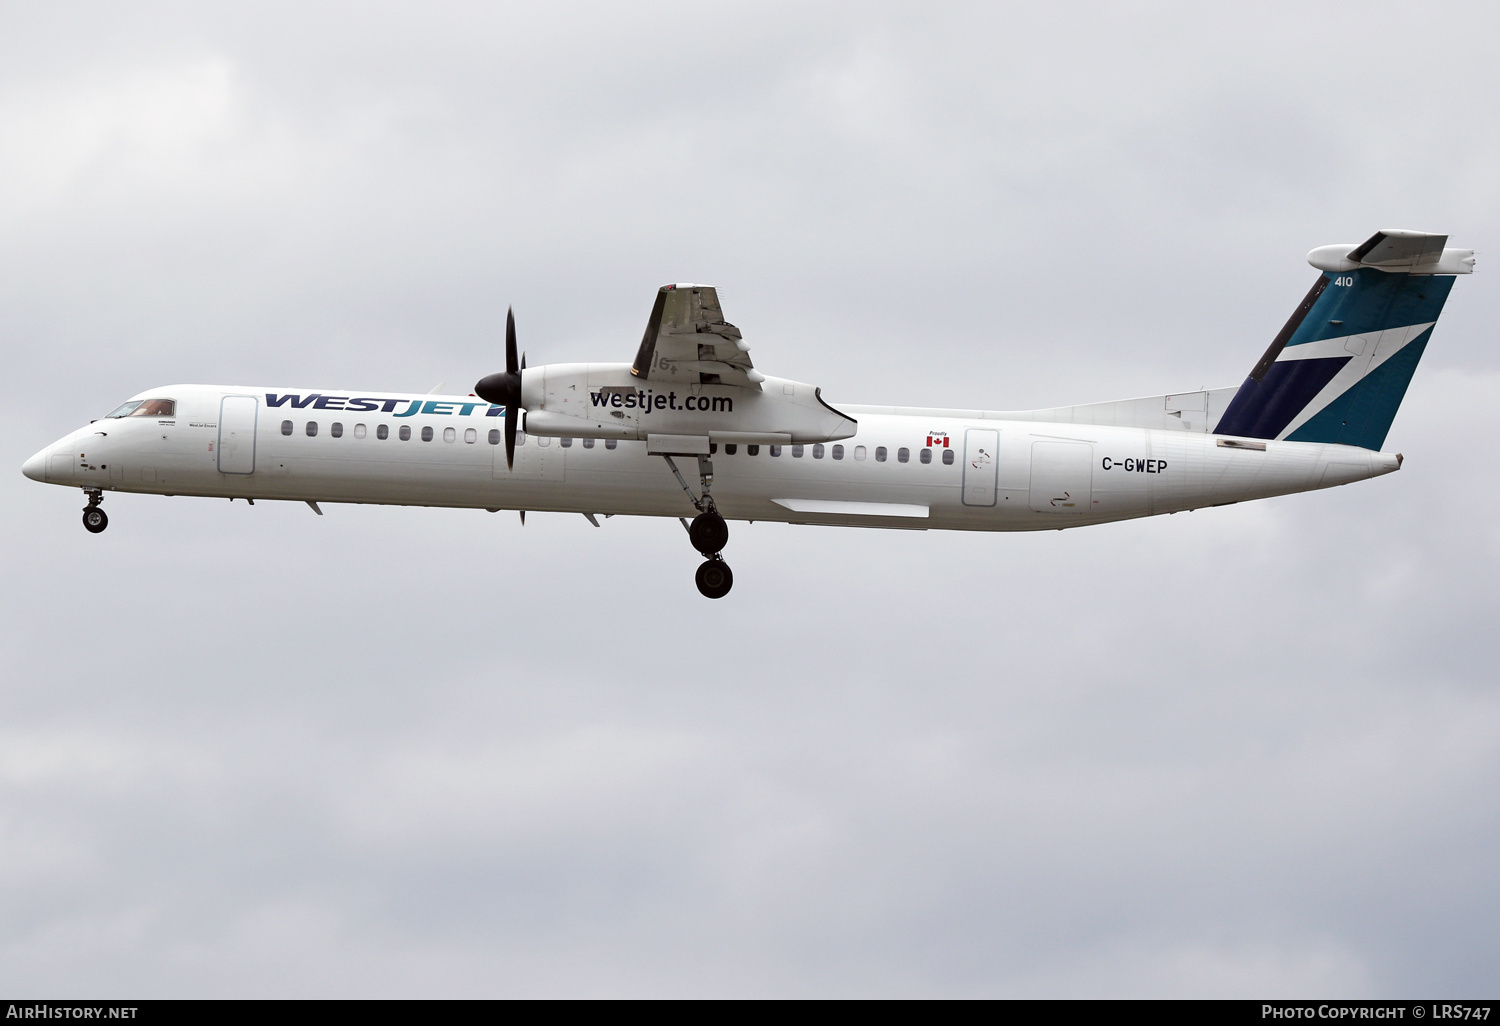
474, 307, 525, 469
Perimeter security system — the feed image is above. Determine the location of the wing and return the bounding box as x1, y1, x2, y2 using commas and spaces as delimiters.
630, 284, 764, 389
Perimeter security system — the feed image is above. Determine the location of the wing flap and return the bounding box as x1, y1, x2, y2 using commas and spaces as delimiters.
631, 284, 760, 388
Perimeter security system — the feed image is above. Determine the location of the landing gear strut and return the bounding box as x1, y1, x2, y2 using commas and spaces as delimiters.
81, 489, 108, 534
663, 453, 734, 599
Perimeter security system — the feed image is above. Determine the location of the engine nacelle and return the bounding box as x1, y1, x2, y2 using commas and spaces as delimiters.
520, 363, 856, 445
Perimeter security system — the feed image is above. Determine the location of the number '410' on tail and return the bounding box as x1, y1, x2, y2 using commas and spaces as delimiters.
1213, 229, 1475, 450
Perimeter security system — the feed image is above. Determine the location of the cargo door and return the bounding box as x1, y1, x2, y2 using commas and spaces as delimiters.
218, 396, 258, 474
1029, 441, 1093, 513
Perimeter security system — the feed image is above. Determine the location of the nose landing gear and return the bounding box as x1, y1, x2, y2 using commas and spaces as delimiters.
81, 489, 108, 533
663, 453, 734, 599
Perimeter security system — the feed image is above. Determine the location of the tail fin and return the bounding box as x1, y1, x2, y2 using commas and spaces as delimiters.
1213, 230, 1474, 450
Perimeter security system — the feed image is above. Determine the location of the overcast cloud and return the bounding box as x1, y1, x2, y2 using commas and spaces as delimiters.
2, 1, 1498, 997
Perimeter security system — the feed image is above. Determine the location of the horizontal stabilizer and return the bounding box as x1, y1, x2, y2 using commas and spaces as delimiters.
1308, 230, 1474, 275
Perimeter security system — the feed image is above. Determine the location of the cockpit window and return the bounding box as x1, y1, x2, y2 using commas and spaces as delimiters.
105, 399, 175, 418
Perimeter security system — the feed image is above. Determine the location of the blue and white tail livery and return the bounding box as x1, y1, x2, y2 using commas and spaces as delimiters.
1215, 230, 1474, 450
21, 231, 1474, 597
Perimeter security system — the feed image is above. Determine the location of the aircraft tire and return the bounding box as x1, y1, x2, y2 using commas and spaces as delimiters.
689, 510, 729, 555
82, 508, 108, 534
695, 558, 733, 599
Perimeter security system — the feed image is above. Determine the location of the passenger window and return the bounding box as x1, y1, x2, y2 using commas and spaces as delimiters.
443, 426, 456, 442
560, 437, 573, 447
464, 427, 477, 444
537, 435, 550, 447
377, 424, 389, 440
400, 425, 411, 441
516, 431, 526, 446
488, 429, 500, 445
770, 445, 781, 457
747, 444, 759, 456
832, 444, 843, 460
813, 443, 824, 459
725, 443, 737, 455
604, 438, 616, 449
792, 444, 804, 458
897, 447, 909, 463
354, 424, 367, 439
854, 445, 866, 461
421, 426, 434, 442
306, 421, 318, 437
583, 437, 595, 449
920, 447, 932, 464
875, 446, 887, 462
331, 422, 343, 438
281, 420, 293, 436
942, 448, 955, 465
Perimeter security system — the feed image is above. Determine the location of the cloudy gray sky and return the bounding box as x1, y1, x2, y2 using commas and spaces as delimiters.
3, 1, 1498, 997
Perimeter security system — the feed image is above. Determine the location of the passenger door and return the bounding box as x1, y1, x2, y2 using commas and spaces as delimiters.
962, 429, 999, 506
218, 396, 258, 474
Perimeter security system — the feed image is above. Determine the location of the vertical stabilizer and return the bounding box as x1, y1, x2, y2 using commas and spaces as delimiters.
1213, 230, 1473, 450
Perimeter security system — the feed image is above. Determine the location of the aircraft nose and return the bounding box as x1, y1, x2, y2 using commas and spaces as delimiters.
22, 448, 47, 482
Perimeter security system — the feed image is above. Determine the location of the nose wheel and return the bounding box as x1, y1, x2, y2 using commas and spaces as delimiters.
81, 490, 108, 533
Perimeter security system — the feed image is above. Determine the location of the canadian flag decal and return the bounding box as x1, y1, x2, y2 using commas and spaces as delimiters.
926, 432, 950, 447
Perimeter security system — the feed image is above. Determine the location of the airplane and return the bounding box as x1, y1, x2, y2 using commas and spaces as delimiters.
22, 229, 1474, 598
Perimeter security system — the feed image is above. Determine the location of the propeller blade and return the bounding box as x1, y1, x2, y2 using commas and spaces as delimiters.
475, 307, 527, 471
474, 306, 523, 408
506, 307, 518, 376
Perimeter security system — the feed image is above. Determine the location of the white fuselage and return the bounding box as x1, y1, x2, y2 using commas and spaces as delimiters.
24, 383, 1400, 530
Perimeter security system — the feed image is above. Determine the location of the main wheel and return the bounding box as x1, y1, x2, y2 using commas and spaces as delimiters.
695, 558, 733, 599
689, 510, 729, 555
82, 507, 108, 533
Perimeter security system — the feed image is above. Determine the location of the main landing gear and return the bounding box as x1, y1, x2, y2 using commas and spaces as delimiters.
694, 554, 733, 600
81, 489, 108, 534
663, 453, 734, 599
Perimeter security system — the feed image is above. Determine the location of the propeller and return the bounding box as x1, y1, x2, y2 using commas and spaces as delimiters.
474, 307, 525, 469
